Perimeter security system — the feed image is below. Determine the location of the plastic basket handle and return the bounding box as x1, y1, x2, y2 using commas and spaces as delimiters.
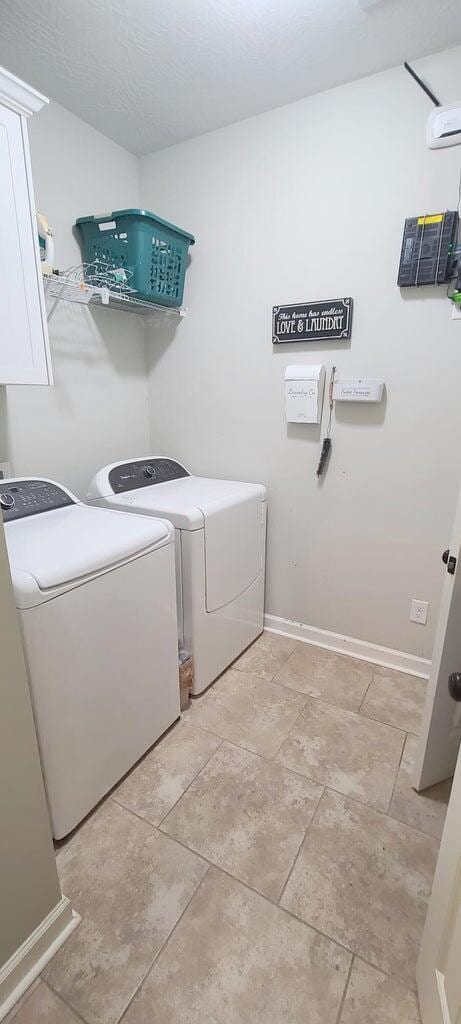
97, 220, 117, 232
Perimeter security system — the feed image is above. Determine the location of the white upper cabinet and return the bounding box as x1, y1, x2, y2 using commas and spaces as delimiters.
0, 67, 52, 385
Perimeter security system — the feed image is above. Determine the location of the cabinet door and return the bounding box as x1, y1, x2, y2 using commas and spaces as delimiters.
0, 103, 51, 384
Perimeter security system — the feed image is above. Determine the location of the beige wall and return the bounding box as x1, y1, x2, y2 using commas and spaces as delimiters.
140, 45, 461, 660
0, 522, 61, 966
0, 100, 150, 499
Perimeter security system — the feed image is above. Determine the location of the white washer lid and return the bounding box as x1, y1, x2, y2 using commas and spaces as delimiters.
5, 505, 171, 590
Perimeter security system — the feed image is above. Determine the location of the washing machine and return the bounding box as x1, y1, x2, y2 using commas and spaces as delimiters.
1, 477, 180, 838
87, 458, 267, 695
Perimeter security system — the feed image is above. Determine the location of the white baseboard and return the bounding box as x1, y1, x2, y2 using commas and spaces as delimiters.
264, 614, 430, 679
0, 896, 80, 1022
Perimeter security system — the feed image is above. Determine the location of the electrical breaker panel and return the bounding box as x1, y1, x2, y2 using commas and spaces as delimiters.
398, 211, 458, 287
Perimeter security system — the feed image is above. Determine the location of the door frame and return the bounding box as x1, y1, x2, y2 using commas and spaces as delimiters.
417, 741, 461, 1022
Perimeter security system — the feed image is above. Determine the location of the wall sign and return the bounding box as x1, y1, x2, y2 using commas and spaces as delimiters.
272, 298, 353, 344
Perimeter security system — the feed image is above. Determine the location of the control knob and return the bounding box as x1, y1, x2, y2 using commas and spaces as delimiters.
0, 492, 15, 511
143, 464, 157, 479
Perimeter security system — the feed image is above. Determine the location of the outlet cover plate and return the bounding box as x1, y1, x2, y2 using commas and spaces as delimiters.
410, 598, 429, 625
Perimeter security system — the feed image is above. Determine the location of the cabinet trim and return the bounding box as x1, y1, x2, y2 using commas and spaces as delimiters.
0, 66, 48, 118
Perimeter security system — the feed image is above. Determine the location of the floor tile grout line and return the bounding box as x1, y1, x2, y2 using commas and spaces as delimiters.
191, 656, 419, 738
156, 821, 287, 901
353, 951, 412, 985
158, 738, 325, 838
357, 678, 372, 714
357, 709, 418, 736
314, 783, 442, 837
181, 718, 229, 742
303, 777, 438, 829
384, 809, 443, 843
276, 785, 327, 907
112, 725, 439, 859
270, 701, 310, 762
335, 954, 355, 1024
232, 662, 287, 682
112, 736, 440, 845
370, 665, 427, 684
47, 814, 212, 1024
385, 730, 408, 814
277, 768, 395, 816
274, 896, 419, 993
180, 718, 303, 764
112, 736, 225, 830
250, 669, 420, 736
272, 689, 410, 761
187, 727, 412, 819
106, 797, 212, 865
189, 688, 409, 766
269, 674, 419, 737
268, 675, 367, 717
39, 979, 90, 1024
46, 802, 427, 1016
154, 820, 349, 946
156, 738, 225, 828
231, 638, 299, 680
235, 641, 427, 692
137, 698, 419, 820
143, 839, 361, 969
117, 864, 212, 1024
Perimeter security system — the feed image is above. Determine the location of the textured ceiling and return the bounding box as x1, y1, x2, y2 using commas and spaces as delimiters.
0, 0, 460, 155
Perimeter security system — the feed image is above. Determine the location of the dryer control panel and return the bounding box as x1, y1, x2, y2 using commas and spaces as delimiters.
108, 458, 189, 494
0, 480, 75, 522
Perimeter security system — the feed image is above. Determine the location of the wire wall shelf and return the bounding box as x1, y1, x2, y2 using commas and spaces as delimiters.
43, 263, 186, 322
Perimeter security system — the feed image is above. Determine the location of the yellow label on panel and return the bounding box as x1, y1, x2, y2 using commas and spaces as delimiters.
417, 214, 443, 225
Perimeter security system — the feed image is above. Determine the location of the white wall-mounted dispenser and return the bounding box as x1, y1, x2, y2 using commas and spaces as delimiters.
333, 378, 384, 402
285, 364, 325, 423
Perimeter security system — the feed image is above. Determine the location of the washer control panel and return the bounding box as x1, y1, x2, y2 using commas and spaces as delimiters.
0, 480, 75, 522
108, 458, 189, 494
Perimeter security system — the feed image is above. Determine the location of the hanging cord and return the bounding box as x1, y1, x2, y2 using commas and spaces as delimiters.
317, 366, 336, 478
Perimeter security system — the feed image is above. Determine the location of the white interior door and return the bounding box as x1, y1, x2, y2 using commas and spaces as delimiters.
417, 741, 461, 1023
413, 480, 461, 791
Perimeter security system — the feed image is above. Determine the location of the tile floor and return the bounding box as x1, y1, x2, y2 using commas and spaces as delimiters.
8, 634, 450, 1024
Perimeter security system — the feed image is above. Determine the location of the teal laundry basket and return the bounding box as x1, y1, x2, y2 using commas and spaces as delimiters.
75, 208, 195, 307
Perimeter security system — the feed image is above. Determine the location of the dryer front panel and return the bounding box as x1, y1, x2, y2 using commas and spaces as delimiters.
201, 492, 265, 612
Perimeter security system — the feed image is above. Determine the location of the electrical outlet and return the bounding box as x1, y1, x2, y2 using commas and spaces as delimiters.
410, 598, 428, 625
0, 461, 11, 480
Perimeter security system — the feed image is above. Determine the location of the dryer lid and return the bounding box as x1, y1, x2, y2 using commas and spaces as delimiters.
97, 475, 266, 530
5, 505, 171, 591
